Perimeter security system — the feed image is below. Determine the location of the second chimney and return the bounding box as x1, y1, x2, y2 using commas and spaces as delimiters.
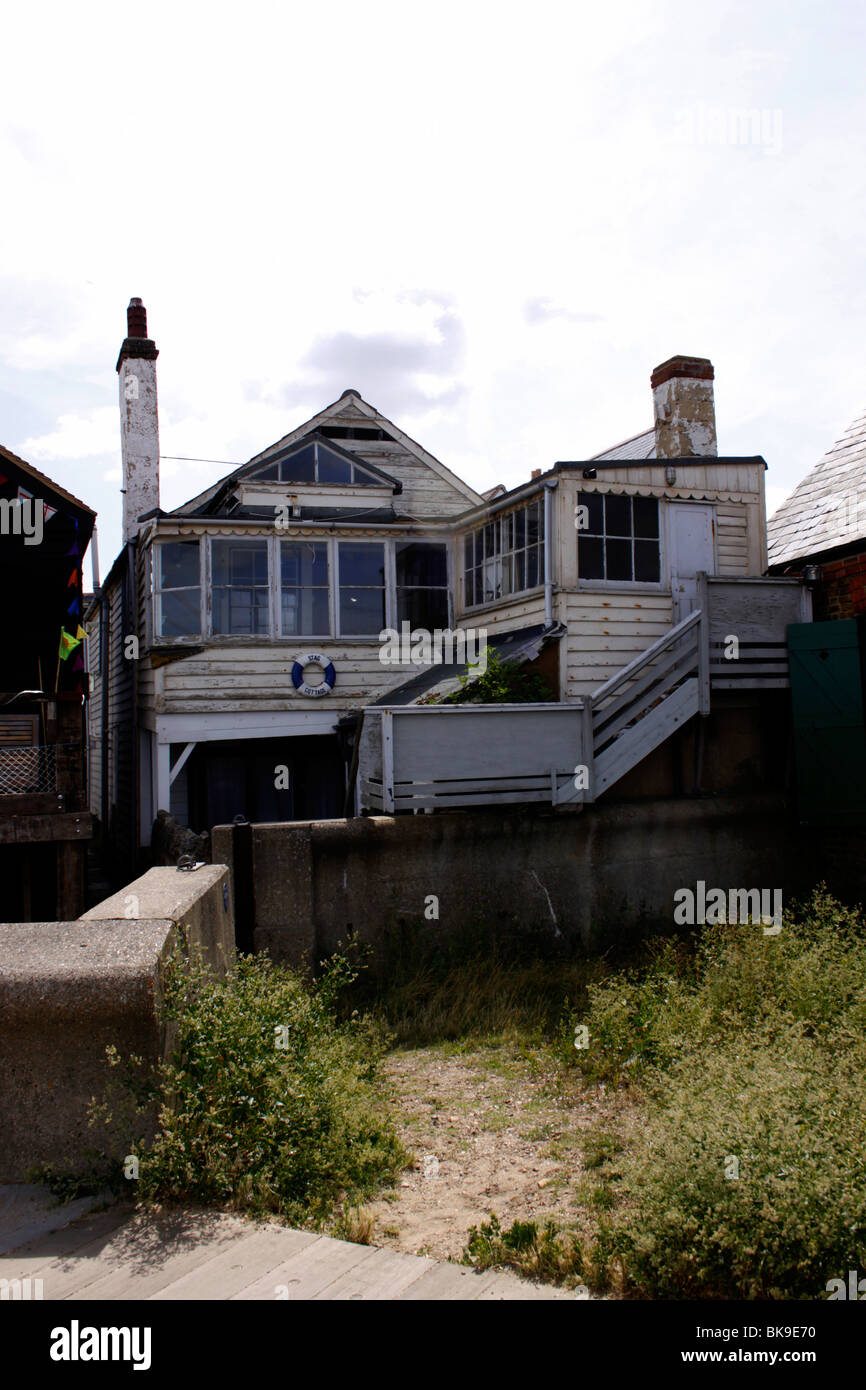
117, 297, 160, 544
651, 355, 717, 458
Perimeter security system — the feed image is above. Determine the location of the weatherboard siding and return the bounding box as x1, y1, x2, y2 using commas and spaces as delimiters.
562, 590, 675, 698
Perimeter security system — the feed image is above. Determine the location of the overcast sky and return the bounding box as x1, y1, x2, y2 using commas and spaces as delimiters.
2, 0, 865, 579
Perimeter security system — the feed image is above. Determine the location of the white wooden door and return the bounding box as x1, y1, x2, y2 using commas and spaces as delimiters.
669, 504, 715, 623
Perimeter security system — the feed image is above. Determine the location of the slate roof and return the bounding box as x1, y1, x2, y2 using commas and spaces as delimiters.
591, 428, 656, 462
767, 405, 866, 568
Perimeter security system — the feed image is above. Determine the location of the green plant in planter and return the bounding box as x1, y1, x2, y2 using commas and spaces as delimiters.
444, 649, 555, 704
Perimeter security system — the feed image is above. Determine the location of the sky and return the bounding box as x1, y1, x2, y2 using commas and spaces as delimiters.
2, 0, 865, 582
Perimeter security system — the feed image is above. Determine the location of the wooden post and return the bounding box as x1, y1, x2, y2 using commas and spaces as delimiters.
381, 710, 395, 814
56, 840, 84, 918
581, 696, 595, 804
697, 572, 711, 717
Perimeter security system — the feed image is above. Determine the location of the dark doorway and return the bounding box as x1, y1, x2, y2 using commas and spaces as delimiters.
187, 734, 346, 830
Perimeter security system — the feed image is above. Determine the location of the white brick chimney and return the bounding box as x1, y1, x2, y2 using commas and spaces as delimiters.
117, 297, 160, 543
651, 355, 717, 458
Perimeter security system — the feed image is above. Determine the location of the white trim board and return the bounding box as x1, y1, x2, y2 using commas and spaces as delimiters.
156, 710, 341, 745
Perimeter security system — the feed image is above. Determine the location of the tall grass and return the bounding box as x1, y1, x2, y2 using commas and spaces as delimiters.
569, 887, 866, 1298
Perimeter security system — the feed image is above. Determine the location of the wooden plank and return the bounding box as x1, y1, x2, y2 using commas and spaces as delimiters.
310, 1246, 434, 1301
74, 1216, 274, 1301
0, 1204, 135, 1275
591, 609, 701, 705
231, 1234, 377, 1301
0, 792, 65, 817
396, 1264, 505, 1300
594, 648, 699, 748
594, 679, 699, 794
0, 812, 91, 845
381, 709, 394, 813
593, 640, 698, 736
150, 1225, 320, 1301
697, 576, 710, 716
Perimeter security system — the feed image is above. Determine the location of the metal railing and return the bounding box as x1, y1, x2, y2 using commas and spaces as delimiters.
0, 744, 62, 796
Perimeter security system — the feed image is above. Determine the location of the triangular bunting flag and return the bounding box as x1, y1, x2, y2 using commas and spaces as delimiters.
67, 596, 80, 617
67, 568, 79, 589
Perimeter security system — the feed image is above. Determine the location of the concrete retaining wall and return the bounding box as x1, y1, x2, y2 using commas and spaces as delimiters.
0, 864, 233, 1182
212, 795, 822, 966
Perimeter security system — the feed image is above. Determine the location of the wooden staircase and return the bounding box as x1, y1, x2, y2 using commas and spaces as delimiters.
557, 608, 708, 806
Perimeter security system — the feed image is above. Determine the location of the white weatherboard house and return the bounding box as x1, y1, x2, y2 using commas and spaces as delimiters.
86, 304, 808, 876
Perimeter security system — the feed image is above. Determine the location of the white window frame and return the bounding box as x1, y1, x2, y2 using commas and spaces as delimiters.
575, 490, 666, 593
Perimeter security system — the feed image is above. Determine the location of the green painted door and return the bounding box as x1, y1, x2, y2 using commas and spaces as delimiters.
787, 618, 866, 825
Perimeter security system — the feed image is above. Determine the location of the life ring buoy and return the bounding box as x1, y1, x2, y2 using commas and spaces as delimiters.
292, 652, 336, 697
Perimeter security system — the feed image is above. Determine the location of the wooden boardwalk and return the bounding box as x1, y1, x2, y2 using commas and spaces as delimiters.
0, 1203, 579, 1301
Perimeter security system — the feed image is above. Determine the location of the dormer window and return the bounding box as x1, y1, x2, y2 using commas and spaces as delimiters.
250, 437, 386, 487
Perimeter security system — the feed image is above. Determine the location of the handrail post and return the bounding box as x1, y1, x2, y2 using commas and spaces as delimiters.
582, 695, 595, 804
697, 572, 711, 716
381, 709, 395, 813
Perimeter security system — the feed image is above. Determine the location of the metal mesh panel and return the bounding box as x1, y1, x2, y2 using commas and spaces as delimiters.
0, 745, 59, 795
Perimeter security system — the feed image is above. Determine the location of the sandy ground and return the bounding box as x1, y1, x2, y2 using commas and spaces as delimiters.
366, 1041, 632, 1263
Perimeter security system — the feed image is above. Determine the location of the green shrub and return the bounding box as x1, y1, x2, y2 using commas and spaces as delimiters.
463, 1213, 585, 1286
605, 1023, 866, 1299
443, 649, 554, 704
574, 888, 866, 1298
96, 948, 407, 1226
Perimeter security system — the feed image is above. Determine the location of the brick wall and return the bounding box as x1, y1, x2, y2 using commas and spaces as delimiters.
812, 550, 866, 621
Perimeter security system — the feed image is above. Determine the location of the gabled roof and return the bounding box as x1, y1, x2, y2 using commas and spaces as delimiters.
0, 443, 96, 518
171, 389, 483, 519
767, 404, 866, 568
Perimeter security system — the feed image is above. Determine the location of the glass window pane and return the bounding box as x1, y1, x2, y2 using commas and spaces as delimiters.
513, 549, 525, 591
281, 541, 328, 587
635, 539, 661, 582
339, 542, 385, 588
527, 503, 540, 547
465, 569, 475, 607
213, 585, 269, 636
256, 464, 279, 481
605, 494, 632, 537
483, 522, 498, 560
396, 542, 447, 588
470, 567, 482, 605
579, 492, 604, 535
339, 588, 386, 635
501, 554, 513, 595
580, 537, 604, 579
397, 588, 449, 629
161, 588, 200, 637
318, 449, 352, 484
526, 545, 539, 588
281, 588, 329, 635
500, 514, 513, 552
633, 496, 659, 538
513, 509, 526, 548
212, 540, 268, 586
606, 538, 632, 581
464, 534, 475, 573
278, 444, 316, 482
160, 541, 200, 590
